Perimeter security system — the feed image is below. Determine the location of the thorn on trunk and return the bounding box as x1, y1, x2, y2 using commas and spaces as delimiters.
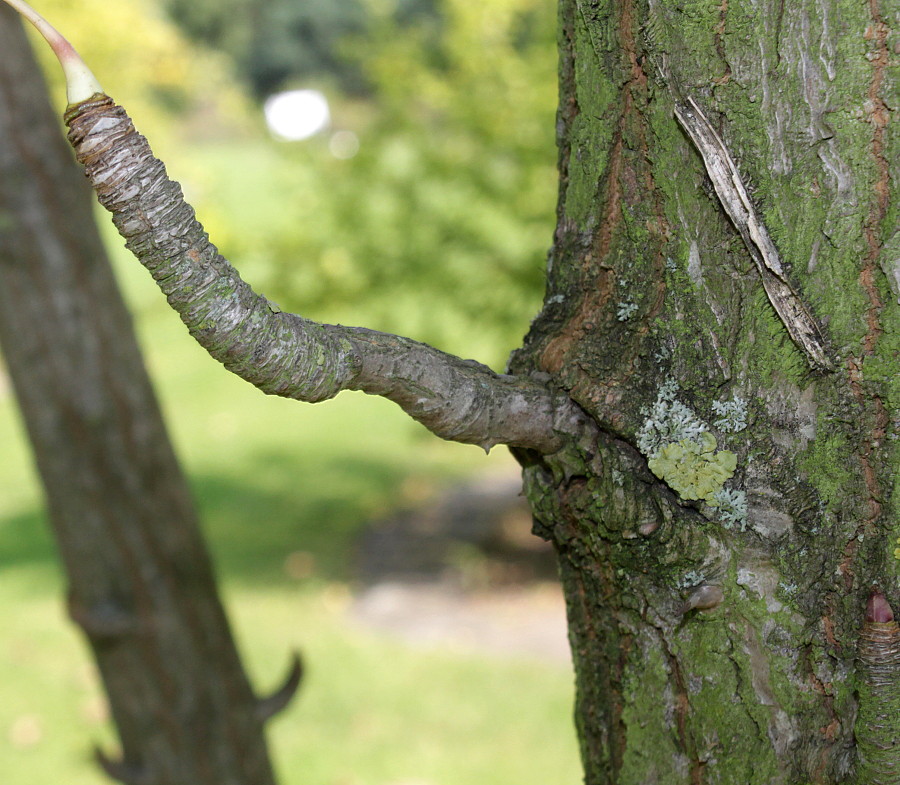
94, 746, 154, 785
256, 651, 304, 723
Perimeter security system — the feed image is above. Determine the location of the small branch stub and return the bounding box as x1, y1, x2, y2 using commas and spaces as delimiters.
855, 592, 900, 784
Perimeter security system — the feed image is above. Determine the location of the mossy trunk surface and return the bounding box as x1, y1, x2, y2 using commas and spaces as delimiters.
510, 0, 898, 782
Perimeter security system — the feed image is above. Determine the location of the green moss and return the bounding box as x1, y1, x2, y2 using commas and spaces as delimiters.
798, 431, 855, 509
647, 432, 737, 503
618, 641, 682, 782
561, 6, 619, 228
732, 288, 811, 387
672, 619, 779, 784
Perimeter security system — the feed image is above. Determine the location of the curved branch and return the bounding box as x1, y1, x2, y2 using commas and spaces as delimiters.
64, 96, 589, 453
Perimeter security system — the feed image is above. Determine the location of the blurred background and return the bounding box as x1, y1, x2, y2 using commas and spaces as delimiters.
0, 0, 580, 782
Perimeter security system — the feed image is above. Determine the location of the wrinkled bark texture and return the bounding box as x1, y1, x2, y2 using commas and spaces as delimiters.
0, 9, 281, 784
509, 0, 898, 783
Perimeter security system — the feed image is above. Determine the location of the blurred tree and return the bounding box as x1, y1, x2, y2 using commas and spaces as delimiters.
213, 0, 558, 368
0, 8, 290, 783
164, 0, 438, 96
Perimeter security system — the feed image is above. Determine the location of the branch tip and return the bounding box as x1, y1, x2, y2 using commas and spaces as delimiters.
1, 0, 103, 104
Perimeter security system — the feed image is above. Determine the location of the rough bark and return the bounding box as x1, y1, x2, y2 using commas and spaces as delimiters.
0, 9, 289, 784
507, 0, 898, 782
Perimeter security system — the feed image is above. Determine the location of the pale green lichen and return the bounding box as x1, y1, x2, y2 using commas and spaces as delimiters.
639, 380, 743, 517
616, 300, 638, 321
637, 379, 706, 456
647, 432, 737, 503
778, 582, 798, 597
677, 569, 707, 589
711, 488, 748, 530
712, 395, 748, 433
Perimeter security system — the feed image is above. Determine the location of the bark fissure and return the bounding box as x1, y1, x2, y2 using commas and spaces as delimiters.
713, 0, 732, 85
654, 623, 705, 784
861, 0, 890, 355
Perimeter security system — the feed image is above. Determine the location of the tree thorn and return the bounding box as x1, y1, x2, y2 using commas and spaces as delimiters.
94, 746, 154, 785
256, 650, 304, 723
1, 0, 103, 104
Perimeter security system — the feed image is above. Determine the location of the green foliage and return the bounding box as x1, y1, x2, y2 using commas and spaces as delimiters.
195, 0, 558, 367
164, 0, 439, 96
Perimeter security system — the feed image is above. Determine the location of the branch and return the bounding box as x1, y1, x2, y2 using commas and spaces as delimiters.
3, 0, 590, 453
60, 96, 588, 453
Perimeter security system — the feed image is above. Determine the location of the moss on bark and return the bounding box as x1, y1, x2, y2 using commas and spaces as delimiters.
511, 0, 898, 781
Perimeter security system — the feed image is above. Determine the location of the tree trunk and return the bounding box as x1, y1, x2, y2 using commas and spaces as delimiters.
510, 0, 898, 782
0, 9, 287, 784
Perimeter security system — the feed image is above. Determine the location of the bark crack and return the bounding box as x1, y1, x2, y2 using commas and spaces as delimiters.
713, 0, 732, 85
860, 1, 890, 356
645, 616, 705, 784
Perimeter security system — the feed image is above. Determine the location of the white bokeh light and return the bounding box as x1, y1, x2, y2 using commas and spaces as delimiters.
264, 90, 330, 141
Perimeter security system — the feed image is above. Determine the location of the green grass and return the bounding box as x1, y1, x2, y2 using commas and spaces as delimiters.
0, 153, 580, 782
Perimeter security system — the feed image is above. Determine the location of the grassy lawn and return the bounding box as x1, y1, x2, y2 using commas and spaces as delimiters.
0, 160, 580, 783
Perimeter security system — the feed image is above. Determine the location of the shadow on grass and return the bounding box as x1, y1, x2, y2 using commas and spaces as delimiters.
0, 450, 416, 586
193, 451, 416, 584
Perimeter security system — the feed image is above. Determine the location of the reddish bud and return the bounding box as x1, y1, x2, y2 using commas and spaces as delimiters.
1, 0, 103, 103
865, 591, 895, 623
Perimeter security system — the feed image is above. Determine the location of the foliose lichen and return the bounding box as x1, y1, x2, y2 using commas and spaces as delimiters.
637, 379, 706, 456
647, 433, 737, 503
677, 569, 708, 589
712, 488, 749, 530
639, 380, 743, 521
617, 300, 638, 321
712, 395, 748, 433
